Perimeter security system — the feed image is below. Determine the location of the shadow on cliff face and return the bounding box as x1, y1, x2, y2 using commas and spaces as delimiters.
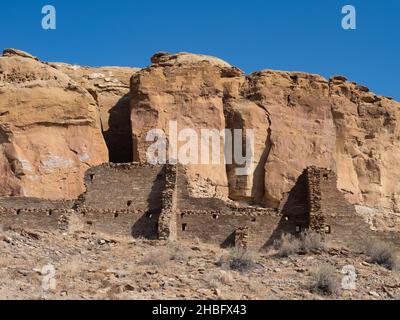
263, 170, 310, 248
102, 94, 133, 163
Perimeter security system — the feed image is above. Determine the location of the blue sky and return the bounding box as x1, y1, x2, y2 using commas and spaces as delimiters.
0, 0, 399, 99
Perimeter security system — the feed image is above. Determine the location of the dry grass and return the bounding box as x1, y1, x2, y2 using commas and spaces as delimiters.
274, 234, 301, 257
218, 247, 257, 273
140, 242, 189, 266
310, 264, 341, 296
167, 242, 189, 262
365, 239, 399, 271
300, 231, 325, 252
140, 248, 171, 266
205, 270, 234, 289
275, 231, 325, 257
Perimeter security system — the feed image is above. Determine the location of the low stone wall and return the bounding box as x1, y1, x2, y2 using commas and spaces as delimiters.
178, 209, 283, 250
0, 207, 159, 239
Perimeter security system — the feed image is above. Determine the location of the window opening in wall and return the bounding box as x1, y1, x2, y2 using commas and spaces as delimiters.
182, 224, 188, 231
90, 174, 95, 181
114, 213, 119, 218
127, 200, 132, 207
16, 209, 21, 215
324, 225, 331, 234
251, 217, 256, 222
213, 214, 219, 220
180, 213, 186, 219
47, 210, 53, 216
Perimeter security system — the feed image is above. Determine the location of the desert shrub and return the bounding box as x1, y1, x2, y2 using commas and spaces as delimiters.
218, 247, 257, 273
141, 248, 171, 266
365, 239, 399, 271
141, 242, 189, 266
274, 234, 301, 257
310, 264, 341, 296
274, 231, 325, 257
390, 254, 400, 272
205, 270, 234, 289
300, 231, 325, 253
167, 242, 189, 262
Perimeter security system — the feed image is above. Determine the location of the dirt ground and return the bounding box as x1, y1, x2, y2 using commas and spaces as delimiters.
0, 226, 399, 300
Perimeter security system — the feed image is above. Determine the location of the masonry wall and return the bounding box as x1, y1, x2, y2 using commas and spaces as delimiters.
174, 165, 306, 250
0, 163, 165, 240
0, 197, 73, 210
177, 209, 282, 250
80, 163, 165, 212
158, 164, 178, 241
0, 207, 159, 239
1, 163, 399, 249
306, 166, 387, 246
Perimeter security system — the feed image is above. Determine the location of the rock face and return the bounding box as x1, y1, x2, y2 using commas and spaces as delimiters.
50, 63, 141, 163
0, 49, 108, 199
131, 52, 400, 213
130, 52, 244, 198
1, 49, 400, 214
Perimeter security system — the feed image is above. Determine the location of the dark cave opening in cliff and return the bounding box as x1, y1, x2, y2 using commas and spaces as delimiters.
102, 94, 134, 163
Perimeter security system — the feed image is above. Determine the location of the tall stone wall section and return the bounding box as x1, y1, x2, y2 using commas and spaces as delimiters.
158, 164, 178, 241
305, 166, 393, 246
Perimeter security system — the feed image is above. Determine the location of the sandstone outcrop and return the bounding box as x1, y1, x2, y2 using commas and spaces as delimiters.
130, 52, 244, 199
0, 49, 108, 199
49, 63, 141, 163
1, 48, 399, 216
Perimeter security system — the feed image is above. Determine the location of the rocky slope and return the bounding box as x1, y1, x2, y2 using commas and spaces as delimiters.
1, 225, 399, 300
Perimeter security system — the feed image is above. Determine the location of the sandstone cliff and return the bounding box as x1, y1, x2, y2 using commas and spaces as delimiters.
0, 49, 108, 199
50, 63, 140, 163
130, 52, 400, 213
1, 49, 399, 215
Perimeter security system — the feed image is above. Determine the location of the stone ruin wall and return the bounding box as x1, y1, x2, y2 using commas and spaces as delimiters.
175, 165, 305, 250
158, 164, 178, 241
306, 166, 400, 247
1, 163, 399, 249
0, 163, 166, 240
175, 166, 400, 249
